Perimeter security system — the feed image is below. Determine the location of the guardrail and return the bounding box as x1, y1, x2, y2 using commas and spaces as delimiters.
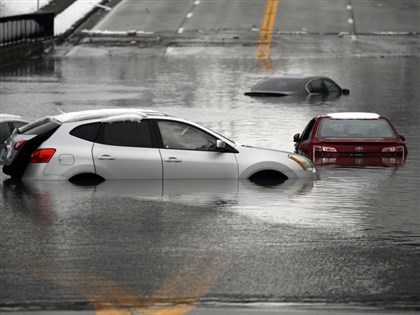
0, 13, 54, 46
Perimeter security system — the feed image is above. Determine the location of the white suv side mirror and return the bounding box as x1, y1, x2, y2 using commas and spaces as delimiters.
216, 140, 226, 150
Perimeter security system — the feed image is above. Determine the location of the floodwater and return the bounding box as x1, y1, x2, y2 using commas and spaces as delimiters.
1, 52, 419, 311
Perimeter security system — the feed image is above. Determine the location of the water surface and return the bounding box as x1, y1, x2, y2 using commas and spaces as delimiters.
1, 54, 419, 310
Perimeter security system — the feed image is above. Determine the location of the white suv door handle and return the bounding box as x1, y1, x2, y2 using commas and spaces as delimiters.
98, 155, 115, 160
164, 157, 182, 163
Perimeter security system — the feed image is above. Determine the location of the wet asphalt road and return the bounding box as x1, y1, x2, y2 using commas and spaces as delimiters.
1, 0, 420, 314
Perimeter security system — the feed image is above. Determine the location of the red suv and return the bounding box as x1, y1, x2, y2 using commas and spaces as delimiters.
293, 112, 408, 167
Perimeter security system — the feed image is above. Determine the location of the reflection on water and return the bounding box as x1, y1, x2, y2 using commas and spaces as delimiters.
2, 171, 418, 247
2, 178, 314, 211
1, 172, 419, 309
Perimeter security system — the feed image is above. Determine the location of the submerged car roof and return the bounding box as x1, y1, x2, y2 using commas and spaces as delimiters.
247, 75, 333, 95
263, 75, 329, 80
253, 75, 332, 83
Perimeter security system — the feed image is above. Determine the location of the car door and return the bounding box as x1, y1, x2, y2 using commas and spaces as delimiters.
156, 120, 238, 179
92, 120, 163, 179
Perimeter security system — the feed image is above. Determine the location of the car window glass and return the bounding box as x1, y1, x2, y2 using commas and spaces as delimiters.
307, 79, 327, 93
324, 79, 340, 93
318, 119, 396, 138
96, 121, 152, 147
157, 121, 217, 151
0, 122, 11, 143
70, 123, 100, 142
12, 121, 27, 129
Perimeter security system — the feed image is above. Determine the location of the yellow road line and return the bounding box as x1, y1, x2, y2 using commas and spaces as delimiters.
257, 0, 279, 60
137, 255, 226, 315
34, 254, 226, 315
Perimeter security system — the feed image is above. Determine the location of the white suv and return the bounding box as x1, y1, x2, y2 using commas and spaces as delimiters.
1, 109, 317, 183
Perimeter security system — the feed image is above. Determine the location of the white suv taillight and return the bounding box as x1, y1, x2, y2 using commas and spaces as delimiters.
29, 149, 56, 163
13, 140, 26, 151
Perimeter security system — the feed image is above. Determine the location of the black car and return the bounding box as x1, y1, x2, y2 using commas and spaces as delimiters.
244, 75, 349, 97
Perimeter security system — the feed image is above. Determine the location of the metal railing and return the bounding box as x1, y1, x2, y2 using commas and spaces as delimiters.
0, 13, 54, 46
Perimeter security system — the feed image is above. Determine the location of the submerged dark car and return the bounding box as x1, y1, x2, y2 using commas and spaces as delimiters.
244, 75, 349, 97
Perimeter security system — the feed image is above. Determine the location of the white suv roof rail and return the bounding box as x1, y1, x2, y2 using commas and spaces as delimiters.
55, 108, 167, 123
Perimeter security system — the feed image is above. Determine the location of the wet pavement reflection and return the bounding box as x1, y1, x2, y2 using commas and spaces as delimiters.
1, 54, 419, 311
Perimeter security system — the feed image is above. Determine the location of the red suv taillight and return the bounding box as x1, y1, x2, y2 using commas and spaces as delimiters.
313, 145, 337, 157
382, 146, 404, 153
29, 149, 56, 163
382, 146, 405, 160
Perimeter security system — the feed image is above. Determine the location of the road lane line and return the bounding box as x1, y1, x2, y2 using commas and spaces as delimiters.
175, 1, 200, 35
34, 254, 226, 315
267, 0, 278, 32
256, 0, 279, 60
258, 0, 273, 54
346, 0, 357, 38
138, 255, 227, 315
35, 267, 127, 313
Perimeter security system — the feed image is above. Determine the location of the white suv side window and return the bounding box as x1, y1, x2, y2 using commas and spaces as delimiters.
157, 121, 216, 151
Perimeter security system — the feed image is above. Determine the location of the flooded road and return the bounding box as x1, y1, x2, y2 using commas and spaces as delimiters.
1, 53, 419, 312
